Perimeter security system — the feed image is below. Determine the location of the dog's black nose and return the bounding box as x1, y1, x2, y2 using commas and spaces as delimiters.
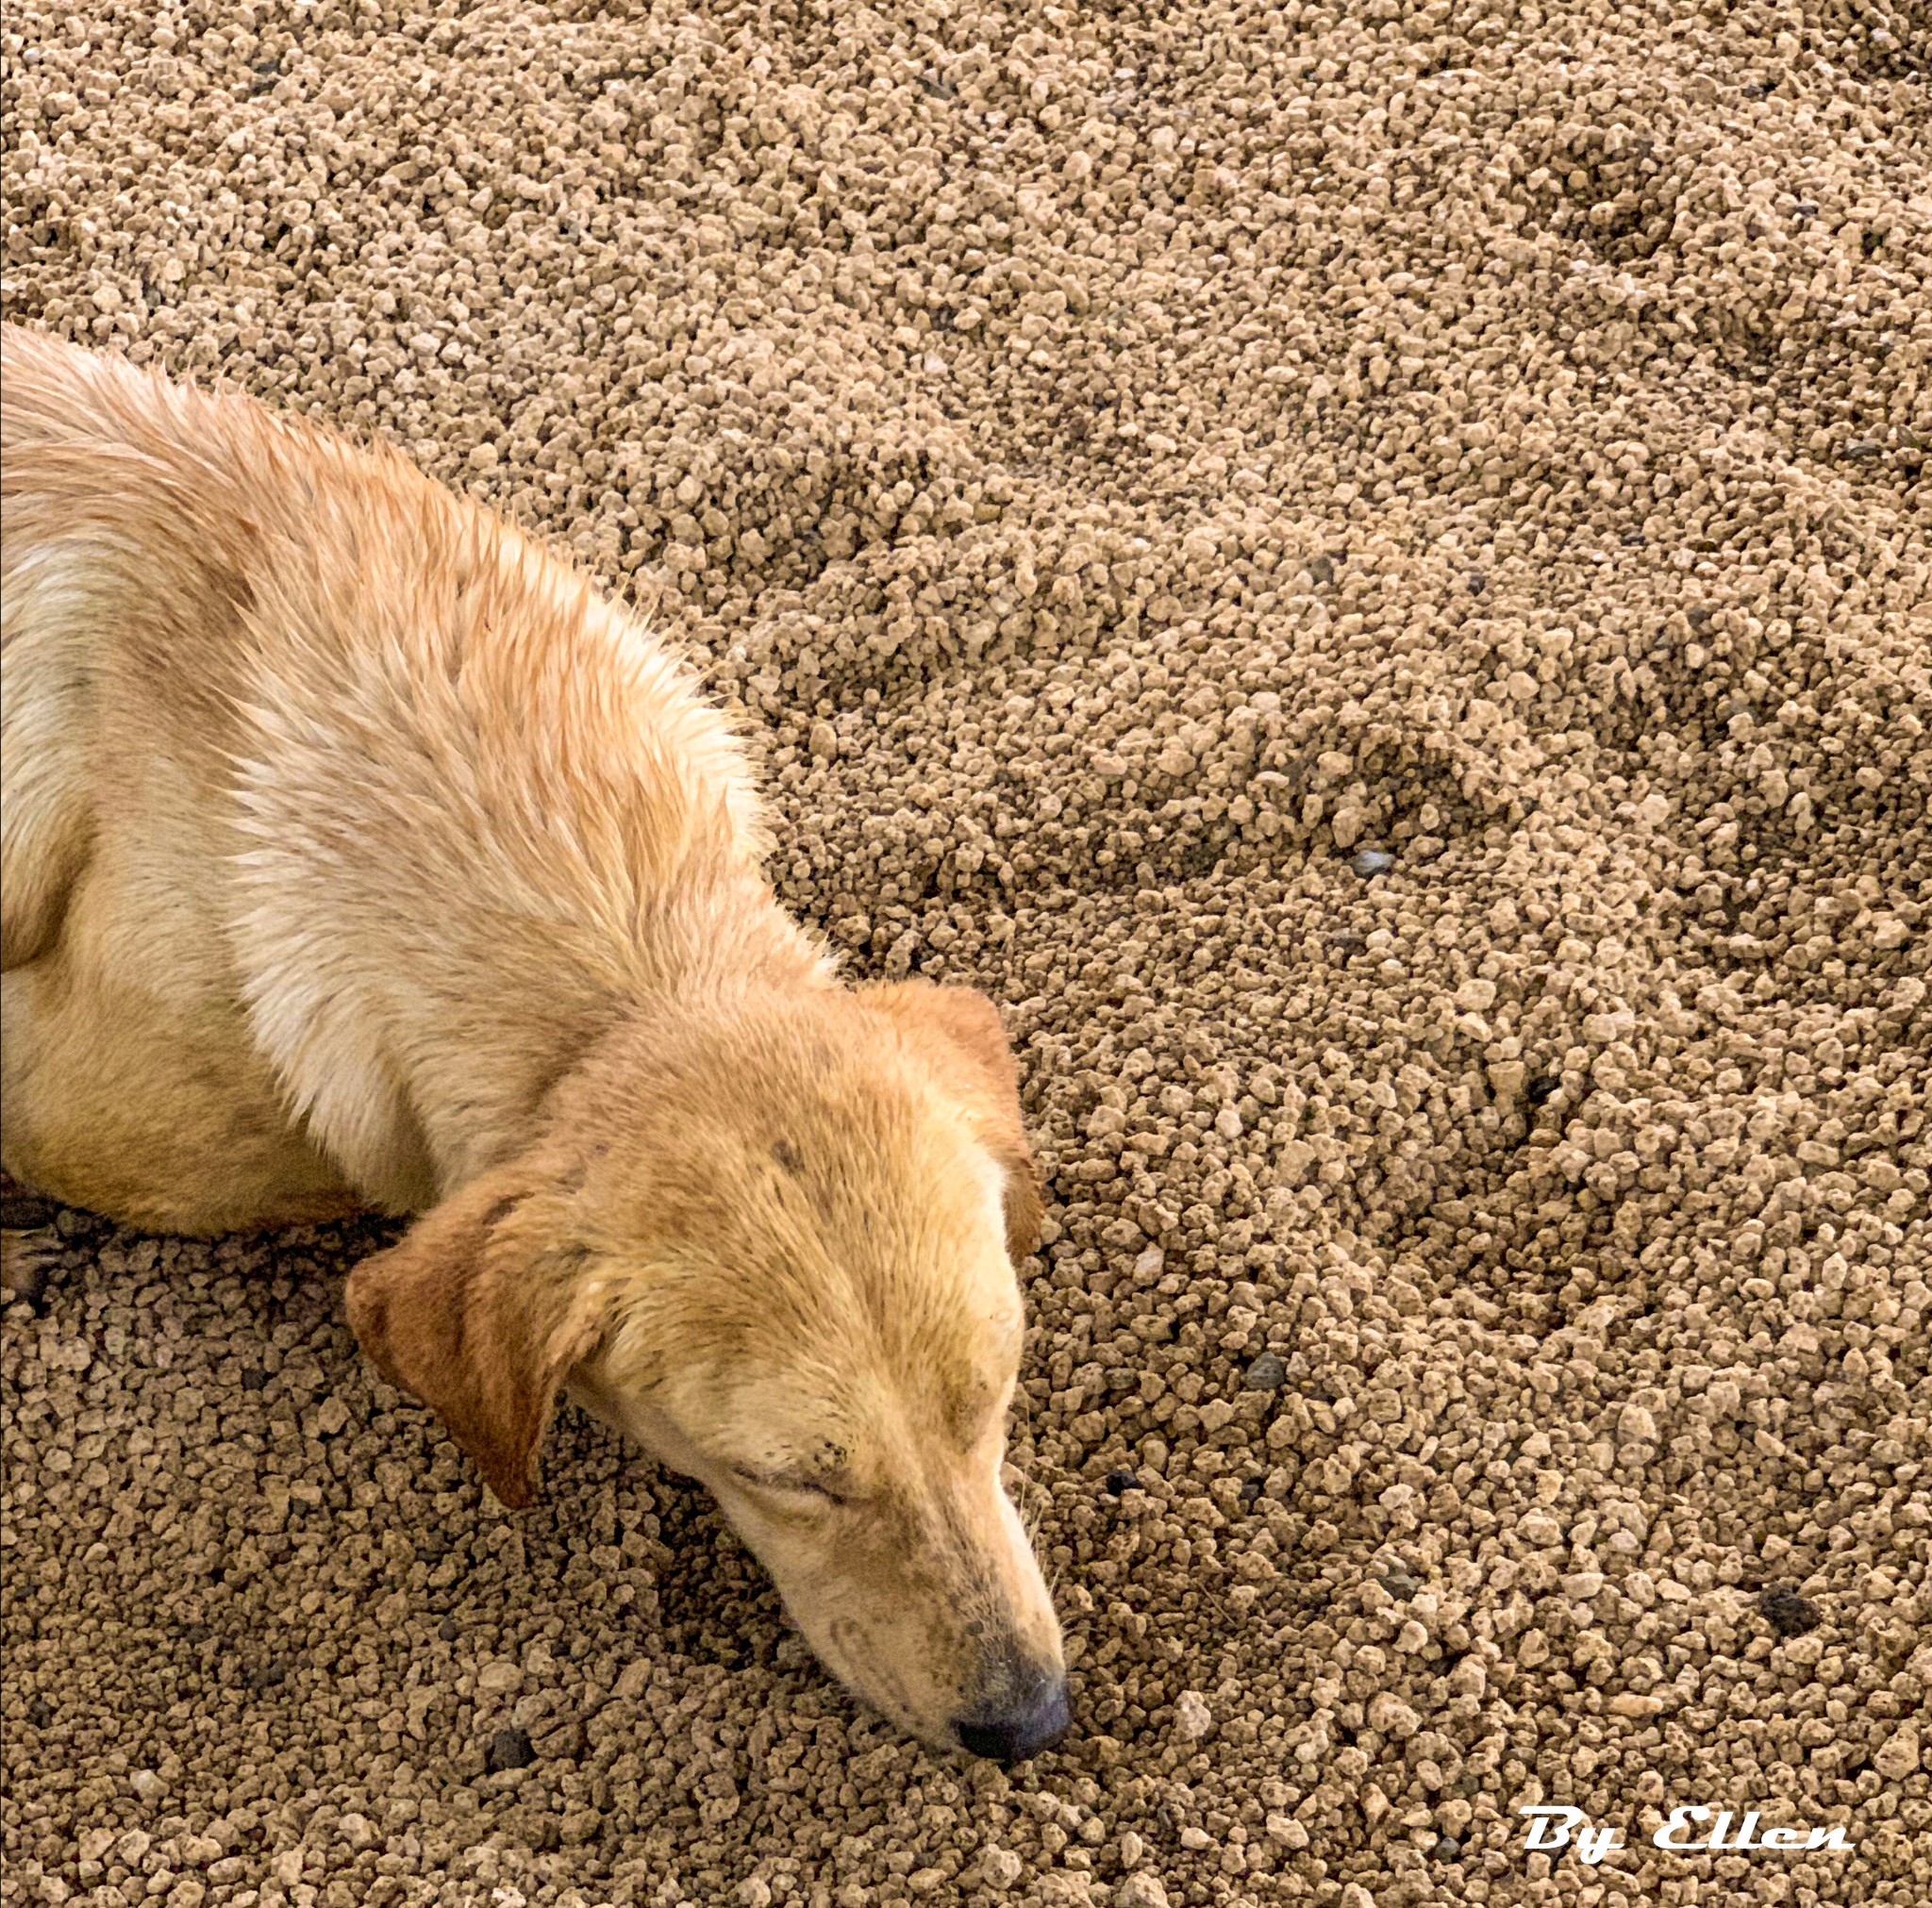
954, 1675, 1072, 1765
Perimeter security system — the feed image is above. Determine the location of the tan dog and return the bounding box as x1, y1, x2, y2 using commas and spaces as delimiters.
0, 325, 1069, 1762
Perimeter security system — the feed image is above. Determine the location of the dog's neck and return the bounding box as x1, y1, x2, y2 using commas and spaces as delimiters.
422, 874, 835, 1206
277, 842, 832, 1218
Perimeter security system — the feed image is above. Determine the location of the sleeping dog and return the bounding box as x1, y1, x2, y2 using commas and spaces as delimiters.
0, 325, 1069, 1764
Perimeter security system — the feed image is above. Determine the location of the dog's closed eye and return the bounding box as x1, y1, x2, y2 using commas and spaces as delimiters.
729, 1465, 856, 1507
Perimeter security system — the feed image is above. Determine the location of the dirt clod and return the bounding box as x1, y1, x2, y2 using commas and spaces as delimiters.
1759, 1584, 1825, 1639
486, 1728, 538, 1777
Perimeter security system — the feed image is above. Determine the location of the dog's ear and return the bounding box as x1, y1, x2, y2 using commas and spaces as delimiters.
343, 1165, 600, 1509
867, 981, 1043, 1265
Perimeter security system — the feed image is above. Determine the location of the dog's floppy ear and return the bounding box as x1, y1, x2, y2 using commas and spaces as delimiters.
867, 981, 1043, 1265
343, 1165, 600, 1509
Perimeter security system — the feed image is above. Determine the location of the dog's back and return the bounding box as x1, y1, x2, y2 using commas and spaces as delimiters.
0, 326, 816, 1224
1, 327, 193, 971
2, 325, 381, 972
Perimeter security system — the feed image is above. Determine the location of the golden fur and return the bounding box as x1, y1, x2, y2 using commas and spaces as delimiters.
0, 325, 1067, 1759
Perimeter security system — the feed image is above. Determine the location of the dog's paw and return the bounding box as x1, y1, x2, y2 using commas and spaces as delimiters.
0, 1227, 62, 1311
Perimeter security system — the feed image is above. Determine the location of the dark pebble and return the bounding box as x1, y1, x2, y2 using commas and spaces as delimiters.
1244, 1352, 1288, 1391
1466, 572, 1487, 593
1525, 1075, 1561, 1105
1350, 850, 1394, 878
3, 1242, 52, 1311
487, 1726, 537, 1774
0, 1187, 58, 1229
1103, 1468, 1139, 1496
1376, 1568, 1420, 1601
240, 1367, 267, 1391
1433, 1836, 1461, 1861
26, 1696, 53, 1728
439, 1617, 459, 1642
1238, 1477, 1263, 1503
1758, 1585, 1823, 1638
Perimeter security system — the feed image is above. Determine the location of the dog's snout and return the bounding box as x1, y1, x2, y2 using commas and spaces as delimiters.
953, 1669, 1071, 1766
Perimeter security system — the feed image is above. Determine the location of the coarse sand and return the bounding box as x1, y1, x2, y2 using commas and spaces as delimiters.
3, 0, 1929, 1904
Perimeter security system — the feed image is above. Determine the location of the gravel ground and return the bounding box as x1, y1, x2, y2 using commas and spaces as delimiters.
4, 0, 1930, 1904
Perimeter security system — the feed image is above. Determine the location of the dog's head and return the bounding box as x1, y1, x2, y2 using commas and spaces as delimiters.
344, 980, 1068, 1762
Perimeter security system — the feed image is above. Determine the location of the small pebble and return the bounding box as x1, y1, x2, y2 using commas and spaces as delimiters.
1350, 850, 1395, 878
979, 1847, 1023, 1890
1174, 1692, 1214, 1742
1244, 1352, 1288, 1391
